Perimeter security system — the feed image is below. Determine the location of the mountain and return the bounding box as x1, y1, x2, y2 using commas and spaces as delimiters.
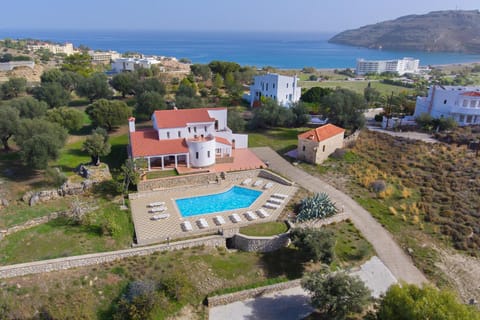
329, 10, 480, 54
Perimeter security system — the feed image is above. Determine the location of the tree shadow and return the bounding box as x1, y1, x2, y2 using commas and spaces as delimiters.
241, 291, 314, 320
260, 247, 309, 280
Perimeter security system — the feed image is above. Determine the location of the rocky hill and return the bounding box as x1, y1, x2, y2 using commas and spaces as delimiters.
329, 10, 480, 54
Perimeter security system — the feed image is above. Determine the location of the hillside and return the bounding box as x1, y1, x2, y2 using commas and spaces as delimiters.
329, 10, 480, 54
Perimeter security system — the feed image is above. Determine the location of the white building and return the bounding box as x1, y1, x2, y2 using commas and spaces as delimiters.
111, 57, 163, 73
27, 42, 75, 56
89, 50, 121, 64
356, 57, 419, 75
128, 108, 248, 170
414, 85, 480, 126
248, 73, 301, 107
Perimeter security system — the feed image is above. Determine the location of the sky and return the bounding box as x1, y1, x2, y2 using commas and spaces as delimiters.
1, 0, 478, 32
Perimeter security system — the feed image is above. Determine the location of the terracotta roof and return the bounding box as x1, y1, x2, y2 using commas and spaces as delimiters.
215, 136, 231, 146
130, 129, 188, 157
153, 108, 226, 128
298, 124, 345, 142
462, 91, 480, 97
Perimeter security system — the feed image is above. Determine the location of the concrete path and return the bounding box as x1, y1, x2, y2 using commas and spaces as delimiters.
251, 147, 427, 285
367, 126, 439, 143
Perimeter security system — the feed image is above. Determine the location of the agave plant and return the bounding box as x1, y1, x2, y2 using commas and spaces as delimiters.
296, 192, 338, 222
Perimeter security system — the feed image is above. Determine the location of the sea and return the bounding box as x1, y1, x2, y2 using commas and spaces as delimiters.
1, 29, 480, 69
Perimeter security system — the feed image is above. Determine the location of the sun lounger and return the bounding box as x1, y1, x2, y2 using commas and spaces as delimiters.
148, 206, 167, 213
197, 218, 209, 229
272, 193, 288, 199
267, 198, 283, 205
181, 221, 193, 231
256, 208, 270, 218
150, 213, 170, 220
230, 213, 242, 223
264, 203, 280, 210
147, 201, 166, 208
253, 180, 264, 187
241, 178, 252, 185
214, 215, 226, 226
263, 182, 274, 189
245, 211, 258, 221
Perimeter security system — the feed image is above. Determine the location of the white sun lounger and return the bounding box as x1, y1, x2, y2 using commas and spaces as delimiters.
147, 201, 165, 208
272, 193, 288, 199
197, 218, 209, 229
230, 213, 242, 223
256, 208, 270, 218
267, 198, 284, 205
245, 211, 258, 221
241, 178, 252, 185
148, 206, 167, 213
150, 213, 170, 220
263, 182, 274, 189
264, 203, 280, 210
181, 221, 193, 231
214, 215, 226, 226
253, 180, 264, 187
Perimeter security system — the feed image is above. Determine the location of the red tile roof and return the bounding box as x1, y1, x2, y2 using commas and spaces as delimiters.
298, 124, 345, 142
153, 108, 226, 128
462, 91, 480, 97
130, 129, 188, 157
215, 136, 231, 146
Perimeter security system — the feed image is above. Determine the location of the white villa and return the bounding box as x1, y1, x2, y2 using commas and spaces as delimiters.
111, 57, 163, 73
414, 85, 480, 126
356, 57, 419, 75
128, 108, 248, 170
248, 73, 301, 107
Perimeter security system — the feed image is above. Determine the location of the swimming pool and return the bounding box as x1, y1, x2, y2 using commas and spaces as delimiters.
176, 186, 262, 217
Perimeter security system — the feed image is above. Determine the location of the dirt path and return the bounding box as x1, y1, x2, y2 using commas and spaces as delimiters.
251, 147, 427, 285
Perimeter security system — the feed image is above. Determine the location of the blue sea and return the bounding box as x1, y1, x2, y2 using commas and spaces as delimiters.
1, 29, 480, 69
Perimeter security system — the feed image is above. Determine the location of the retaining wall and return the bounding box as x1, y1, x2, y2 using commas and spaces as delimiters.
0, 211, 65, 241
0, 235, 225, 279
137, 172, 219, 191
207, 279, 302, 307
233, 233, 290, 252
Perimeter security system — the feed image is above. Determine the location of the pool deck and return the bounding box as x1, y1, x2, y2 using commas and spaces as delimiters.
130, 175, 298, 246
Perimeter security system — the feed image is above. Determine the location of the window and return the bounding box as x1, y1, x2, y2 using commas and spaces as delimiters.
188, 127, 191, 133
463, 100, 468, 107
204, 126, 207, 132
178, 131, 181, 138
286, 83, 288, 88
444, 99, 447, 104
207, 151, 210, 158
196, 152, 199, 159
194, 127, 197, 133
471, 100, 477, 108
166, 131, 170, 138
467, 115, 473, 123
273, 83, 275, 89
459, 115, 465, 122
266, 83, 269, 90
322, 145, 326, 152
302, 145, 306, 151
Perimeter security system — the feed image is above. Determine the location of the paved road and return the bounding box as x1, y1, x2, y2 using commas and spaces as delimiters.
252, 147, 427, 285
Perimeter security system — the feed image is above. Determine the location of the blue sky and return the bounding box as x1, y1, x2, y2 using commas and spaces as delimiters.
1, 0, 478, 32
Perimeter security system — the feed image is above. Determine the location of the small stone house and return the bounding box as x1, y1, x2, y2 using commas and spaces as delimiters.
297, 124, 345, 164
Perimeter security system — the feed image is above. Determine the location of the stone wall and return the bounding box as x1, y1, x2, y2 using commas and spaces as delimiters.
0, 211, 65, 241
233, 233, 290, 252
343, 130, 360, 148
0, 235, 225, 279
137, 172, 219, 191
258, 169, 294, 186
207, 279, 302, 307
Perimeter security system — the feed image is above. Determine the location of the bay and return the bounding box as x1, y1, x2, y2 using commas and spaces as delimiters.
1, 29, 480, 69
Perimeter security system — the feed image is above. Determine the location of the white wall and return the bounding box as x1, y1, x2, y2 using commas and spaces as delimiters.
207, 109, 228, 130
249, 74, 300, 107
187, 139, 216, 167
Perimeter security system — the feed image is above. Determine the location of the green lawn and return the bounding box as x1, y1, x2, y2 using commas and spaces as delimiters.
248, 127, 309, 154
0, 201, 134, 265
145, 169, 179, 179
239, 221, 289, 236
330, 220, 374, 267
299, 80, 414, 96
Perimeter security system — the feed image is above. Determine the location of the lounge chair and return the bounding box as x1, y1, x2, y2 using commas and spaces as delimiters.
229, 213, 242, 223
148, 206, 167, 213
147, 201, 165, 208
197, 218, 209, 229
263, 182, 274, 189
256, 208, 270, 218
267, 198, 283, 205
253, 180, 264, 187
150, 213, 170, 220
241, 178, 252, 185
181, 221, 193, 231
272, 193, 288, 199
214, 215, 226, 226
263, 203, 280, 210
245, 211, 258, 221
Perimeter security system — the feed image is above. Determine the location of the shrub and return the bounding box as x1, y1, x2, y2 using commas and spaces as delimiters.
296, 193, 338, 222
290, 228, 335, 264
370, 179, 387, 193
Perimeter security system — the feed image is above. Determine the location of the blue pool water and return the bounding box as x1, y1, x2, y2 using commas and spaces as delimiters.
176, 186, 262, 217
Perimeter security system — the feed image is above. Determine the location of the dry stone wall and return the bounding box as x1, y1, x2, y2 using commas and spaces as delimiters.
233, 233, 290, 252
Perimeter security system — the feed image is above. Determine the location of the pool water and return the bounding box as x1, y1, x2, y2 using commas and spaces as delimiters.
176, 186, 262, 217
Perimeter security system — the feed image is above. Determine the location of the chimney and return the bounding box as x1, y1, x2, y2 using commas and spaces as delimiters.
128, 117, 136, 133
